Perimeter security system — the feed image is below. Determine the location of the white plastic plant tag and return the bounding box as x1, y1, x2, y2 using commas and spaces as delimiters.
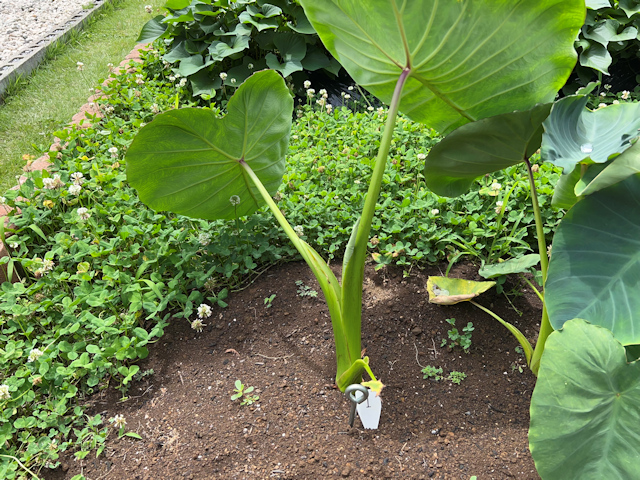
356, 388, 382, 429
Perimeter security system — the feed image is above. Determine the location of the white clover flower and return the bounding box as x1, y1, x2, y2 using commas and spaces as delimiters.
490, 182, 502, 191
109, 414, 127, 429
326, 104, 333, 114
68, 184, 82, 196
0, 196, 6, 206
43, 174, 64, 189
179, 78, 187, 87
613, 99, 620, 104
344, 94, 351, 100
604, 84, 611, 90
348, 85, 354, 91
229, 195, 241, 206
306, 88, 315, 97
495, 200, 504, 214
145, 4, 153, 13
621, 90, 630, 100
219, 72, 228, 81
77, 207, 91, 220
367, 106, 374, 111
303, 80, 311, 89
198, 232, 211, 246
377, 107, 385, 116
0, 384, 10, 400
191, 319, 206, 332
108, 146, 118, 158
230, 78, 236, 84
71, 172, 84, 185
28, 348, 44, 363
151, 103, 160, 114
104, 105, 115, 114
107, 62, 114, 70
168, 75, 176, 82
197, 303, 212, 319
247, 63, 254, 70
600, 92, 606, 97
417, 153, 426, 160
318, 89, 327, 96
430, 209, 439, 215
598, 102, 607, 108
76, 61, 84, 71
9, 242, 19, 249
316, 98, 326, 107
293, 225, 304, 237
42, 259, 55, 271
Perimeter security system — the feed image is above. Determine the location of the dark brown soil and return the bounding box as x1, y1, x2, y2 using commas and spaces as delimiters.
48, 261, 542, 480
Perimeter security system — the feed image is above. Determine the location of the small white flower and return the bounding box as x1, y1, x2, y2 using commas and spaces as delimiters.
42, 259, 55, 271
600, 92, 606, 97
344, 94, 351, 99
108, 146, 118, 154
377, 107, 385, 116
490, 182, 502, 191
293, 225, 304, 237
613, 99, 620, 104
43, 174, 64, 189
621, 90, 630, 100
77, 207, 91, 220
326, 104, 333, 114
109, 414, 126, 429
151, 103, 160, 114
229, 195, 241, 206
430, 209, 439, 215
145, 4, 153, 13
318, 89, 327, 96
68, 184, 82, 196
71, 172, 84, 185
0, 196, 6, 206
303, 80, 311, 89
316, 98, 326, 107
247, 63, 254, 70
306, 88, 315, 97
495, 200, 504, 214
230, 78, 236, 84
219, 72, 228, 81
417, 153, 426, 161
0, 384, 10, 400
598, 102, 607, 109
191, 319, 206, 332
168, 75, 176, 82
197, 304, 212, 319
107, 62, 114, 70
9, 242, 18, 249
604, 84, 611, 90
198, 232, 211, 246
348, 85, 354, 91
27, 348, 44, 363
179, 78, 187, 87
76, 61, 84, 71
367, 106, 374, 111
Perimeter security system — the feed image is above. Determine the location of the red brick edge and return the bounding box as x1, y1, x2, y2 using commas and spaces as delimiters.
0, 45, 147, 283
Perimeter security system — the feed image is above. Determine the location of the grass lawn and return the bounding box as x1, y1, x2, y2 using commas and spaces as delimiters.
0, 0, 164, 194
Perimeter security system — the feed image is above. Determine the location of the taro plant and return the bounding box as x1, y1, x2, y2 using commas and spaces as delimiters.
138, 0, 341, 99
420, 24, 640, 480
125, 0, 584, 398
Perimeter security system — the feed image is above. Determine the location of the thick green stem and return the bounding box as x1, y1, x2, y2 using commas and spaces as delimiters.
524, 158, 552, 376
340, 68, 410, 376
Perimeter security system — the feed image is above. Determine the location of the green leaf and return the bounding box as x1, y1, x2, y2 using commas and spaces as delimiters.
125, 432, 143, 440
545, 174, 640, 345
529, 319, 640, 480
137, 16, 168, 44
424, 104, 551, 197
126, 70, 293, 221
298, 0, 584, 134
426, 276, 495, 305
579, 42, 612, 74
163, 41, 192, 63
578, 140, 640, 196
189, 70, 221, 97
176, 55, 214, 77
164, 0, 191, 9
265, 34, 307, 77
619, 0, 640, 16
478, 254, 540, 279
209, 35, 251, 61
542, 96, 640, 172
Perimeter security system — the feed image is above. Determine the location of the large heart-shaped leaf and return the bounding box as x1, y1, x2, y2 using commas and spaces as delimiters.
529, 319, 640, 480
126, 70, 293, 220
541, 96, 640, 172
137, 16, 167, 44
299, 0, 584, 134
545, 174, 640, 345
478, 254, 540, 279
424, 103, 551, 197
579, 140, 640, 196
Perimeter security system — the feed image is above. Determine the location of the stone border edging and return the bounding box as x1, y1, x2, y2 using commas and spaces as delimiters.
0, 45, 145, 283
0, 0, 112, 102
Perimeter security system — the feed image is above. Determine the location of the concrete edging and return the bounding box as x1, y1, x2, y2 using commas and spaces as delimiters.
0, 0, 113, 101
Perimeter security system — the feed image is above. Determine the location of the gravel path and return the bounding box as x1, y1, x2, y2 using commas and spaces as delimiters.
0, 0, 89, 64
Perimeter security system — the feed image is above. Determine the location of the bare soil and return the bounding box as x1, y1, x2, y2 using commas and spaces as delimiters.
48, 261, 542, 480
